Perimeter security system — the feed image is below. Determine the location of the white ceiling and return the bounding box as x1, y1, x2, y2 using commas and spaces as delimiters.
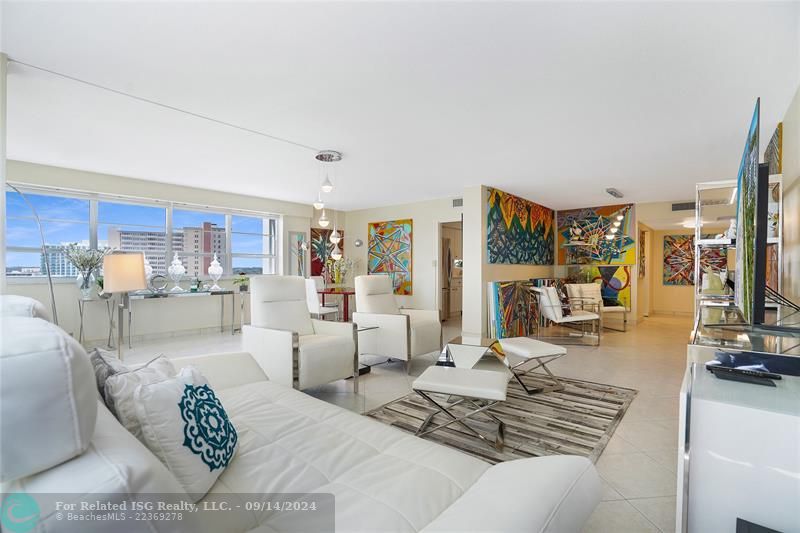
3, 1, 799, 211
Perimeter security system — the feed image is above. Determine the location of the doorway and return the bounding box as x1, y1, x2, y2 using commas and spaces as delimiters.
439, 221, 463, 324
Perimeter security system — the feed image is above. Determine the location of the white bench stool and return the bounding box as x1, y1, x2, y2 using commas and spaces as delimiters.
498, 337, 567, 395
412, 366, 508, 451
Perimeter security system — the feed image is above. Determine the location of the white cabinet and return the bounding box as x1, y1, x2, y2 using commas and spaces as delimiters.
677, 346, 800, 532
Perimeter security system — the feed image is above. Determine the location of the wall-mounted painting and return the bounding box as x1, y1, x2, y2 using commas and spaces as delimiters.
486, 188, 554, 265
487, 280, 536, 339
288, 231, 307, 277
310, 228, 344, 276
765, 122, 782, 175
568, 265, 632, 309
557, 204, 635, 265
663, 234, 727, 286
638, 230, 646, 278
368, 219, 413, 295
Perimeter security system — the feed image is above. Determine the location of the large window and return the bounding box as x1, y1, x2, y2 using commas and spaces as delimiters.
6, 191, 90, 277
5, 188, 280, 278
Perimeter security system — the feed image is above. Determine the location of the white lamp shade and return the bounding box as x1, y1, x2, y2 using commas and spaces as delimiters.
103, 253, 147, 293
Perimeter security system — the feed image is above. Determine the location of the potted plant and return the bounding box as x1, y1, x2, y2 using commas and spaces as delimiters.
64, 244, 110, 300
233, 273, 249, 292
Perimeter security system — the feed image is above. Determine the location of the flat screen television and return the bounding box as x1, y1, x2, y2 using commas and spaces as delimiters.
733, 98, 769, 324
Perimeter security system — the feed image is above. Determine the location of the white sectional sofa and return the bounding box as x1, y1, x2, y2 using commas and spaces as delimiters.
0, 296, 601, 533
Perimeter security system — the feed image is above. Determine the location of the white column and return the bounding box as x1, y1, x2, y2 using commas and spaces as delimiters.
1, 53, 8, 294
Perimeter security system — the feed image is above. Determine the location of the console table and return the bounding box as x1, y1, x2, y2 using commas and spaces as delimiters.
127, 290, 236, 348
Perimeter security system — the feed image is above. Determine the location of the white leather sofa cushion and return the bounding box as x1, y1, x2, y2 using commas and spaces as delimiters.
0, 317, 97, 482
3, 401, 207, 533
298, 334, 355, 389
421, 455, 601, 533
250, 275, 315, 336
355, 275, 400, 314
199, 380, 489, 533
413, 366, 508, 401
135, 366, 238, 501
0, 294, 51, 320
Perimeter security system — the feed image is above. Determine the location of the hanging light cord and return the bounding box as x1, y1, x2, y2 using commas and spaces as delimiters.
8, 58, 321, 153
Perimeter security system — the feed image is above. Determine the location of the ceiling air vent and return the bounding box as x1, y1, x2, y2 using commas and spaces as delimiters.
671, 201, 695, 212
452, 198, 463, 208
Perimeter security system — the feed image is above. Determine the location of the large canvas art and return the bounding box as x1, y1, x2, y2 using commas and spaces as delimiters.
568, 265, 632, 308
486, 188, 554, 265
487, 280, 536, 339
310, 228, 344, 276
734, 100, 760, 322
663, 234, 727, 286
557, 204, 635, 265
368, 219, 413, 295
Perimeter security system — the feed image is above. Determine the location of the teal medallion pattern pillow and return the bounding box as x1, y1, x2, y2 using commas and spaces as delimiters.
178, 384, 237, 471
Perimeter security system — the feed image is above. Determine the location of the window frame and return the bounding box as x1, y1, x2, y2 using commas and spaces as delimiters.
5, 184, 282, 281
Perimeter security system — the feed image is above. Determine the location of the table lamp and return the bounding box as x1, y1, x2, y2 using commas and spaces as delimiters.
103, 252, 147, 360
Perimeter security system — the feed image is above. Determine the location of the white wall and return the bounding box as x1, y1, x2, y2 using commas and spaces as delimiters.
343, 197, 462, 311
781, 85, 800, 303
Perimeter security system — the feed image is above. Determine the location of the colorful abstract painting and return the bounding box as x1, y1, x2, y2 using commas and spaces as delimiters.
638, 230, 646, 278
663, 234, 728, 286
487, 280, 536, 339
368, 219, 413, 295
288, 231, 307, 277
487, 188, 554, 265
310, 228, 344, 276
557, 204, 635, 265
568, 265, 632, 308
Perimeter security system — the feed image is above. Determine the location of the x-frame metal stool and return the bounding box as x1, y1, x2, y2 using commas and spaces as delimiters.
412, 366, 508, 451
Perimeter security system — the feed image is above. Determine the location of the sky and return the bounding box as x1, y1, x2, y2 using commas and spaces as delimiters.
5, 191, 272, 270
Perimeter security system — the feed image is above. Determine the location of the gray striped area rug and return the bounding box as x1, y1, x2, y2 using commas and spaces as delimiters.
365, 374, 637, 464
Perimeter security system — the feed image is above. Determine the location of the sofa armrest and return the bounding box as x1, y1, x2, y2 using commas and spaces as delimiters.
421, 456, 601, 533
400, 308, 441, 323
311, 318, 356, 339
352, 312, 411, 360
171, 352, 268, 390
242, 325, 299, 388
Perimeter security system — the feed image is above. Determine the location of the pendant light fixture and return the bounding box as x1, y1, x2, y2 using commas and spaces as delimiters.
316, 150, 341, 194
318, 209, 330, 228
313, 190, 324, 210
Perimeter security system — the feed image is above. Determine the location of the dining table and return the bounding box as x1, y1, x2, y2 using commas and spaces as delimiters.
317, 286, 356, 321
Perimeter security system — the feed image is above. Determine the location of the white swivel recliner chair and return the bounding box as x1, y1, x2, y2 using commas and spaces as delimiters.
352, 275, 442, 371
243, 275, 359, 391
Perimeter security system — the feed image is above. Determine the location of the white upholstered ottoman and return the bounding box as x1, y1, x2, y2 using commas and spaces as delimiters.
412, 366, 508, 451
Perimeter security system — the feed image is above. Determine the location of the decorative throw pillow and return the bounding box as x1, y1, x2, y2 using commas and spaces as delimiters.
134, 366, 238, 501
88, 348, 128, 404
104, 355, 176, 440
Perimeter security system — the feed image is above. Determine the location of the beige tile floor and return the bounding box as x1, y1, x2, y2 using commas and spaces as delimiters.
117, 313, 692, 533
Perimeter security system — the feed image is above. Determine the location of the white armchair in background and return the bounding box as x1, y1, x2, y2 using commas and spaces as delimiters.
352, 275, 442, 371
565, 282, 628, 332
243, 275, 358, 391
305, 278, 339, 320
533, 286, 600, 346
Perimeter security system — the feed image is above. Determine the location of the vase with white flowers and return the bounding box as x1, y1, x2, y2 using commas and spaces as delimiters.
64, 244, 111, 300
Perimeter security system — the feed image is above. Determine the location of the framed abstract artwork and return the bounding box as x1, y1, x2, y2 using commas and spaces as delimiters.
557, 204, 635, 265
486, 188, 554, 265
310, 228, 344, 276
368, 219, 413, 295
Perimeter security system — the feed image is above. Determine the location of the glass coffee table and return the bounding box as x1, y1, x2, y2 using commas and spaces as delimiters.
438, 335, 567, 395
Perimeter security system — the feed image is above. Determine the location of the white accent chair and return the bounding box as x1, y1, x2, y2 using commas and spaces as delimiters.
565, 282, 628, 332
243, 275, 358, 391
305, 278, 339, 320
532, 286, 600, 346
352, 275, 442, 371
